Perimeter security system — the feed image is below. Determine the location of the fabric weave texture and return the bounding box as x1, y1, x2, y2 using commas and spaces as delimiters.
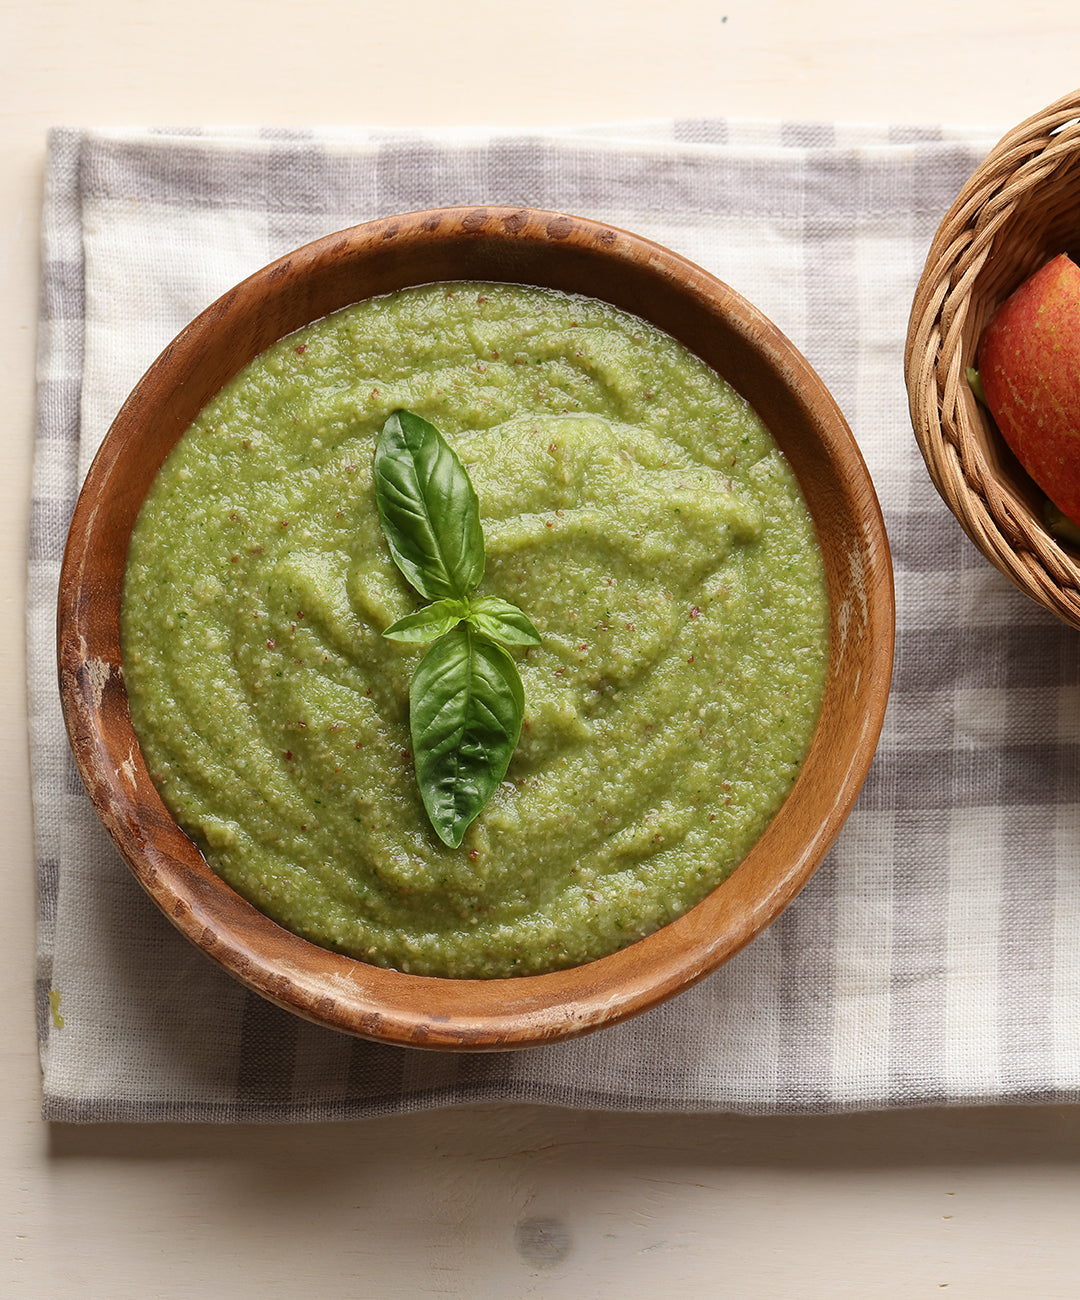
35, 119, 1075, 1124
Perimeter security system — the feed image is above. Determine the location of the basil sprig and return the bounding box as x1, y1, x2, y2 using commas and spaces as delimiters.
373, 410, 540, 847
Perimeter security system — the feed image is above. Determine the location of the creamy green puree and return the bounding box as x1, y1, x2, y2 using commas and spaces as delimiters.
122, 281, 828, 978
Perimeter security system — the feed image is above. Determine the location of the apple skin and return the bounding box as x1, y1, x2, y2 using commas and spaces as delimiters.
979, 252, 1080, 526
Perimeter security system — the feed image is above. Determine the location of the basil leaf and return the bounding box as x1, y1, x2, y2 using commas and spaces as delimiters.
373, 410, 485, 601
466, 595, 542, 647
410, 623, 525, 847
371, 410, 540, 845
383, 598, 469, 644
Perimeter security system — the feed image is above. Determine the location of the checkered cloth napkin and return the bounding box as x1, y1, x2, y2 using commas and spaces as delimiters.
36, 119, 1078, 1124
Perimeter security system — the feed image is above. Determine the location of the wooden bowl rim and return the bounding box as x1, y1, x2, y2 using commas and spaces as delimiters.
58, 205, 894, 1050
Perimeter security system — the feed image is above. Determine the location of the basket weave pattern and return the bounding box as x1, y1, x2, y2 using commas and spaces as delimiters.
905, 89, 1080, 627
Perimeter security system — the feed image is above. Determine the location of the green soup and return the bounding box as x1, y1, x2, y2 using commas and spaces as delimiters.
122, 281, 828, 978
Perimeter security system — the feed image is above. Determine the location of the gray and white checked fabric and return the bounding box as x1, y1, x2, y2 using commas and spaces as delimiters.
33, 120, 1080, 1124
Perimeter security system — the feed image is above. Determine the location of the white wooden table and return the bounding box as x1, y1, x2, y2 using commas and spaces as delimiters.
5, 3, 1080, 1294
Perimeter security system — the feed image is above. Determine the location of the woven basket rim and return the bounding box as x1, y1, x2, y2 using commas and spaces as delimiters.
905, 88, 1080, 628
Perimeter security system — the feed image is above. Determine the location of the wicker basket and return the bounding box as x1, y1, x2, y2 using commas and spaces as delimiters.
905, 88, 1080, 627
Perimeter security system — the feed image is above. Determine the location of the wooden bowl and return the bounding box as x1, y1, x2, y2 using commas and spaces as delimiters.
58, 207, 894, 1050
906, 88, 1080, 626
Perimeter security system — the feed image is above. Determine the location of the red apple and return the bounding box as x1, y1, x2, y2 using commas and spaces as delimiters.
978, 252, 1080, 525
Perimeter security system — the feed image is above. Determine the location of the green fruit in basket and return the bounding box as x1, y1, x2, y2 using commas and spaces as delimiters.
1044, 500, 1080, 546
978, 252, 1080, 526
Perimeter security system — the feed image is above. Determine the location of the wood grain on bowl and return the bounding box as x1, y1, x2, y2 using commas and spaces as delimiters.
58, 207, 894, 1050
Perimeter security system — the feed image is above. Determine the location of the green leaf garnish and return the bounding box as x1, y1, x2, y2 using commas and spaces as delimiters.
373, 410, 540, 847
383, 598, 470, 644
410, 624, 525, 849
373, 409, 485, 601
466, 595, 542, 647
